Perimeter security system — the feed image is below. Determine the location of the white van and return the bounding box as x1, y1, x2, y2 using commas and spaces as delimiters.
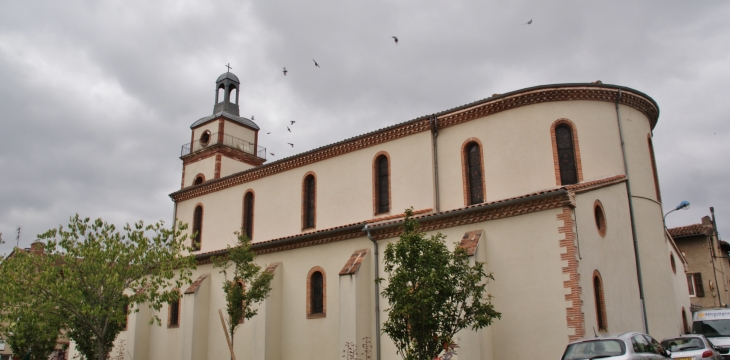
693, 309, 730, 358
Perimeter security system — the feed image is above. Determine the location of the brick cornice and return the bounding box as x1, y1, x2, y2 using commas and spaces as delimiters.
181, 144, 265, 167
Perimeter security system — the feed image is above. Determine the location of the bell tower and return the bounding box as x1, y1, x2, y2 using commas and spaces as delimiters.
179, 70, 266, 189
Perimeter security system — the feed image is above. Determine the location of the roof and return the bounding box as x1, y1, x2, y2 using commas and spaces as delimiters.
668, 223, 711, 238
216, 72, 239, 83
190, 111, 259, 130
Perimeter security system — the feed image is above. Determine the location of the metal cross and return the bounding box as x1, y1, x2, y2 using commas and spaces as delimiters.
225, 63, 232, 72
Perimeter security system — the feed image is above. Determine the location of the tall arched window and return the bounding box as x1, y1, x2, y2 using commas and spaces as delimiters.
555, 124, 578, 185
374, 154, 390, 214
682, 307, 689, 334
462, 140, 485, 205
307, 267, 326, 318
242, 191, 254, 239
192, 205, 203, 251
648, 135, 662, 203
302, 174, 316, 229
593, 271, 608, 331
168, 291, 181, 328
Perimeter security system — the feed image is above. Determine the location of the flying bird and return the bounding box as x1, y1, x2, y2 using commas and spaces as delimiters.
290, 120, 296, 125
392, 36, 398, 45
283, 67, 288, 76
267, 132, 271, 134
287, 126, 291, 132
525, 19, 532, 25
270, 153, 275, 156
251, 115, 255, 120
312, 59, 320, 68
287, 143, 294, 147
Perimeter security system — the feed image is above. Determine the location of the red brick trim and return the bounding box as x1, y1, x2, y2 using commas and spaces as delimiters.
592, 270, 608, 332
167, 289, 182, 328
301, 172, 317, 231
306, 266, 327, 319
192, 203, 204, 251
172, 87, 658, 202
647, 135, 662, 203
193, 173, 206, 186
214, 154, 222, 179
558, 207, 585, 341
217, 119, 225, 144
339, 249, 369, 275
460, 138, 487, 206
184, 274, 209, 294
180, 164, 186, 189
550, 119, 583, 186
181, 145, 266, 167
564, 175, 626, 193
458, 230, 482, 256
242, 189, 255, 240
372, 151, 392, 215
593, 200, 607, 238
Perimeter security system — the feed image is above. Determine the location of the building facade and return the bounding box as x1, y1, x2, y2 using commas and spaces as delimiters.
82, 74, 691, 360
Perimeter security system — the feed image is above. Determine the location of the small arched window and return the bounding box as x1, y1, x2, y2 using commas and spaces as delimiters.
193, 174, 205, 185
648, 136, 662, 203
594, 200, 607, 237
307, 267, 326, 318
374, 154, 390, 214
555, 124, 578, 185
593, 271, 608, 331
230, 86, 238, 105
168, 291, 181, 328
192, 205, 203, 251
217, 86, 225, 104
463, 141, 484, 205
682, 307, 689, 334
242, 191, 254, 239
200, 130, 211, 147
303, 174, 316, 230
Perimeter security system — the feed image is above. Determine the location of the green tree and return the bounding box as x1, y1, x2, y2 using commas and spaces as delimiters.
0, 298, 62, 360
378, 209, 501, 360
0, 215, 197, 360
212, 230, 274, 359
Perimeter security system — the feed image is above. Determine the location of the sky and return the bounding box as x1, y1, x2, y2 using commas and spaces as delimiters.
0, 0, 729, 253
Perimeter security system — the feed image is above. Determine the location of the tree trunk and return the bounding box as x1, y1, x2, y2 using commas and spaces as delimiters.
97, 338, 106, 360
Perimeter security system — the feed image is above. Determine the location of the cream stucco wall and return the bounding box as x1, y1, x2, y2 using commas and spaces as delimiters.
183, 156, 216, 187
192, 122, 220, 146
220, 156, 255, 178
223, 120, 257, 145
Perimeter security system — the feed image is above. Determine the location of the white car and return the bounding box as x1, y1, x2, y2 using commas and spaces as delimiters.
661, 335, 722, 360
562, 332, 670, 360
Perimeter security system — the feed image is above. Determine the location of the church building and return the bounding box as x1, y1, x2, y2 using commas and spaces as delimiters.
99, 72, 692, 360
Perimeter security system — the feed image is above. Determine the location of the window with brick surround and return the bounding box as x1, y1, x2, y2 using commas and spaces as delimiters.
594, 200, 607, 237
593, 271, 608, 331
193, 174, 205, 185
168, 291, 181, 328
242, 191, 254, 239
307, 267, 326, 318
302, 174, 316, 230
192, 205, 203, 251
462, 140, 485, 206
647, 135, 662, 203
555, 124, 578, 185
374, 154, 390, 214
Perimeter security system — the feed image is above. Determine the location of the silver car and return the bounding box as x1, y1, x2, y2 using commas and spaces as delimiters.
562, 332, 671, 360
661, 335, 722, 360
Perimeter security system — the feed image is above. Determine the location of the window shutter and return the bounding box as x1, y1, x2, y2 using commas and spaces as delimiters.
694, 273, 705, 297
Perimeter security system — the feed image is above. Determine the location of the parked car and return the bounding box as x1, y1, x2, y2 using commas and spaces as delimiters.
561, 332, 671, 360
661, 335, 722, 360
692, 309, 730, 359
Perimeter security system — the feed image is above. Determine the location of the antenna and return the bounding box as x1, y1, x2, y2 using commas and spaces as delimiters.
16, 227, 20, 248
593, 327, 598, 338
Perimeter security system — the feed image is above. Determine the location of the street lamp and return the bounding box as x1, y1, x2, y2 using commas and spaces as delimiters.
664, 200, 690, 222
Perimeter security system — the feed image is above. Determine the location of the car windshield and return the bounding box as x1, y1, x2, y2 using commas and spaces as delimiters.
694, 320, 730, 338
562, 340, 626, 360
661, 337, 705, 352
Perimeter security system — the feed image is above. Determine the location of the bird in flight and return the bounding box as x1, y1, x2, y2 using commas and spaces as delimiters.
283, 67, 288, 76
287, 126, 291, 132
270, 153, 275, 156
312, 59, 320, 68
290, 120, 296, 125
251, 115, 255, 120
287, 143, 294, 147
525, 19, 532, 25
392, 36, 398, 45
267, 132, 271, 134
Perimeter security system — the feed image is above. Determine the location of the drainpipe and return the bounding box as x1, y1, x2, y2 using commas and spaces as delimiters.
710, 207, 723, 306
615, 89, 650, 333
430, 115, 440, 213
172, 202, 178, 234
364, 224, 382, 360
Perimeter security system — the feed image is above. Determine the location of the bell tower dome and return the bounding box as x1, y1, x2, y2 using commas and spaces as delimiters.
214, 71, 240, 115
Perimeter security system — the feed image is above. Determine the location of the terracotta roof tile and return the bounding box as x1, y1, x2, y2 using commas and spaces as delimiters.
458, 230, 483, 256
668, 224, 711, 238
339, 249, 369, 276
184, 274, 209, 294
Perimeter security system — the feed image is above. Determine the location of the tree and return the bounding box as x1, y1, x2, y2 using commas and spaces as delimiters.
378, 209, 501, 360
212, 230, 274, 359
0, 215, 197, 360
0, 298, 62, 360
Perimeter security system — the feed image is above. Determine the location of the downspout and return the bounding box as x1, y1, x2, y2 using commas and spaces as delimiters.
430, 115, 440, 213
710, 207, 723, 306
364, 224, 382, 360
615, 89, 650, 333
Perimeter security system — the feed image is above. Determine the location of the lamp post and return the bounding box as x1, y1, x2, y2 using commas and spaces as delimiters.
664, 200, 690, 223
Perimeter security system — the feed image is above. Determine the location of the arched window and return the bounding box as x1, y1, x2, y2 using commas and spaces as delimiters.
593, 271, 608, 331
594, 200, 607, 237
462, 141, 485, 205
217, 86, 225, 104
648, 136, 662, 203
193, 174, 205, 185
242, 191, 254, 239
682, 307, 689, 334
302, 174, 316, 230
555, 124, 578, 185
374, 154, 390, 214
168, 291, 181, 328
192, 205, 203, 251
307, 267, 326, 318
230, 86, 238, 105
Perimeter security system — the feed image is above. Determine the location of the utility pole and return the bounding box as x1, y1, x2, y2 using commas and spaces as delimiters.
16, 227, 21, 248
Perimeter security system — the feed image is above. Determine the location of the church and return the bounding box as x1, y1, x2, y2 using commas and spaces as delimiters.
94, 72, 691, 360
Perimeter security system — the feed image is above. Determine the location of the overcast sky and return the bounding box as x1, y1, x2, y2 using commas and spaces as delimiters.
1, 0, 729, 253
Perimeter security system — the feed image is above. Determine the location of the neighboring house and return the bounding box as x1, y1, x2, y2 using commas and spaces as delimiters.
71, 73, 690, 360
669, 217, 730, 312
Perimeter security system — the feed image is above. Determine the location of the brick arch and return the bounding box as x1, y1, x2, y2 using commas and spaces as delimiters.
593, 200, 607, 238
301, 171, 317, 230
460, 137, 487, 206
192, 203, 204, 251
550, 118, 583, 186
193, 173, 206, 185
372, 151, 392, 215
593, 270, 608, 331
242, 189, 255, 240
306, 266, 327, 318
